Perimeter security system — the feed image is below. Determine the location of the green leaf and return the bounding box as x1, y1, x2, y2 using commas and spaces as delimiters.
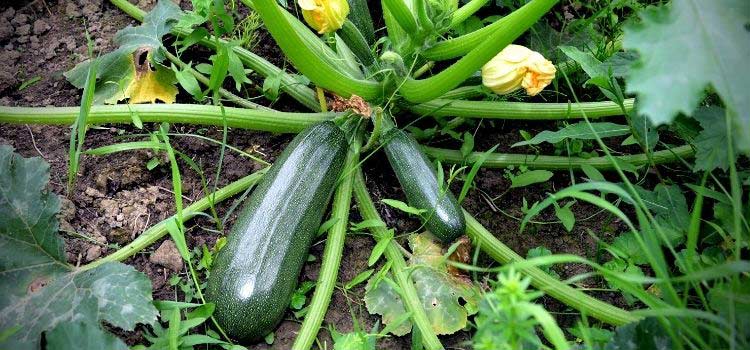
172, 62, 203, 100
290, 281, 316, 310
510, 170, 553, 189
262, 71, 282, 101
554, 204, 575, 232
609, 232, 648, 265
512, 122, 631, 147
345, 269, 374, 290
460, 132, 475, 158
692, 106, 736, 172
368, 229, 393, 267
364, 234, 481, 336
317, 217, 339, 237
364, 277, 410, 336
0, 145, 67, 310
708, 278, 750, 339
381, 198, 427, 216
635, 184, 690, 245
526, 246, 560, 279
559, 45, 607, 80
227, 49, 252, 91
623, 0, 750, 152
604, 317, 672, 350
1, 262, 157, 350
0, 147, 158, 350
65, 0, 182, 104
46, 321, 129, 350
580, 164, 605, 182
601, 51, 638, 78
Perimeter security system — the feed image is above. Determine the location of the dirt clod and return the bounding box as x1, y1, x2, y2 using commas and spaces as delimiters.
15, 24, 30, 36
150, 240, 184, 272
85, 245, 103, 262
32, 19, 50, 35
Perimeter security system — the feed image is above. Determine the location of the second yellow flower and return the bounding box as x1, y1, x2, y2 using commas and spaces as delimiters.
481, 44, 556, 96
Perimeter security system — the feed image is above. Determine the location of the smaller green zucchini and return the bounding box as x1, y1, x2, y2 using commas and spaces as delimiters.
383, 128, 466, 242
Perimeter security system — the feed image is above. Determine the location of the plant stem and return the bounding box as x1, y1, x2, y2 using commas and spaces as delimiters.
108, 0, 320, 111
353, 170, 445, 350
409, 98, 634, 119
292, 141, 360, 350
0, 105, 337, 133
464, 211, 638, 326
252, 0, 383, 100
451, 0, 491, 28
424, 144, 694, 170
80, 169, 267, 271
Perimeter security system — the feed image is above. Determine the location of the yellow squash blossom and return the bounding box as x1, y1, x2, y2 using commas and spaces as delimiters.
299, 0, 349, 34
481, 44, 556, 96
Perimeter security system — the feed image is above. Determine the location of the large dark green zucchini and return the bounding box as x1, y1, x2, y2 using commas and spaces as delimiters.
383, 128, 466, 242
206, 122, 348, 341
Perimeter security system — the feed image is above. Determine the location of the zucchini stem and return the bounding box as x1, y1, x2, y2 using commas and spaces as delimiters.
353, 170, 445, 350
409, 98, 634, 119
424, 144, 694, 170
0, 105, 337, 133
464, 210, 639, 326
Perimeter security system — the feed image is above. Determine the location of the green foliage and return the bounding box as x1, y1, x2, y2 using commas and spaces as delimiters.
290, 280, 316, 310
692, 106, 737, 172
525, 246, 560, 279
0, 146, 158, 350
46, 321, 129, 350
512, 122, 631, 148
603, 317, 671, 350
623, 0, 750, 152
504, 166, 553, 189
473, 269, 568, 350
65, 0, 182, 104
365, 233, 481, 336
136, 302, 245, 350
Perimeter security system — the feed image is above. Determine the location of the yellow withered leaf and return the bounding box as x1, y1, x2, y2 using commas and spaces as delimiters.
108, 48, 178, 104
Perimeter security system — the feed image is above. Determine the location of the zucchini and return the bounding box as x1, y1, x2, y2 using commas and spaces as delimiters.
383, 128, 465, 242
206, 122, 348, 341
346, 0, 376, 44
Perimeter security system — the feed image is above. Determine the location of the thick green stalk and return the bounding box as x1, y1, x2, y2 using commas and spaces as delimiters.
425, 6, 512, 61
292, 142, 360, 350
0, 105, 336, 133
439, 86, 485, 100
464, 211, 638, 326
424, 144, 694, 170
400, 0, 558, 102
252, 0, 383, 100
353, 171, 444, 350
383, 0, 419, 37
410, 98, 634, 119
109, 0, 320, 111
81, 169, 267, 271
450, 0, 491, 28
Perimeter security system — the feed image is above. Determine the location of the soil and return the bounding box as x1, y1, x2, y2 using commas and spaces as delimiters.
0, 1, 634, 349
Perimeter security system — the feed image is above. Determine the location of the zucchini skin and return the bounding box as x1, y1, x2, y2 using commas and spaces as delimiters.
383, 128, 466, 242
206, 122, 348, 341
